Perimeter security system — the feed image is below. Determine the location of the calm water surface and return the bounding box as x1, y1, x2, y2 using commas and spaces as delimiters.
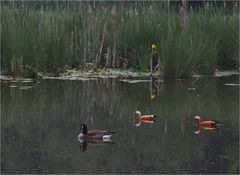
1, 76, 239, 174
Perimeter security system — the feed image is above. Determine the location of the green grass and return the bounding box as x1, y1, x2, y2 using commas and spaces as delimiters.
1, 2, 239, 78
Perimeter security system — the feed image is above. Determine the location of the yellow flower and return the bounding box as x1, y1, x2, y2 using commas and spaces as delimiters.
151, 43, 157, 49
150, 93, 156, 99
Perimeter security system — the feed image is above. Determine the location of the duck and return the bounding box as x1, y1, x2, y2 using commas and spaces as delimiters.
78, 123, 115, 140
194, 115, 220, 134
135, 111, 156, 121
194, 115, 217, 127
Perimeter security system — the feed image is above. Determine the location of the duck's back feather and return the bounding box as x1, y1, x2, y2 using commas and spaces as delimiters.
199, 120, 216, 127
83, 130, 115, 139
139, 115, 155, 120
87, 130, 115, 135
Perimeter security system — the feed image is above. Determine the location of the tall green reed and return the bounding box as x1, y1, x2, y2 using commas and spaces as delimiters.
1, 2, 238, 78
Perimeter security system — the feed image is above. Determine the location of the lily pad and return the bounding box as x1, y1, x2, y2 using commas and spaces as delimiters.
118, 79, 151, 83
187, 88, 196, 91
224, 83, 240, 86
44, 76, 97, 81
214, 71, 239, 77
10, 80, 20, 83
0, 75, 14, 81
68, 77, 97, 81
58, 68, 154, 80
9, 85, 18, 88
19, 86, 32, 90
21, 79, 34, 83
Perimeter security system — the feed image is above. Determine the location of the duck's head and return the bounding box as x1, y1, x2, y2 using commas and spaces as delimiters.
80, 123, 88, 134
194, 116, 201, 120
135, 111, 141, 118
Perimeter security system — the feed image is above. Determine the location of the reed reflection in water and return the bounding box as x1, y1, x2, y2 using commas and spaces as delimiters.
1, 76, 239, 174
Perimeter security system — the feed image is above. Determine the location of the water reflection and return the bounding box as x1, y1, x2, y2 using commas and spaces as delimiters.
1, 76, 239, 174
79, 139, 114, 152
135, 119, 156, 127
149, 77, 162, 100
194, 124, 216, 134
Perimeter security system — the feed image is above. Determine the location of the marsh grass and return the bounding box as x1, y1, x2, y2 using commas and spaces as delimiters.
10, 55, 23, 76
1, 2, 239, 78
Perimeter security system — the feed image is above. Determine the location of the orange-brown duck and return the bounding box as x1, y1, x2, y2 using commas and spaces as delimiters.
135, 111, 156, 121
194, 116, 220, 134
194, 116, 217, 127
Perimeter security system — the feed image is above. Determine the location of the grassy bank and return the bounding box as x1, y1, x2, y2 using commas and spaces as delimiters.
1, 2, 239, 78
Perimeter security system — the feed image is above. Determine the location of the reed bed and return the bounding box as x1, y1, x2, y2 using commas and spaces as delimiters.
1, 2, 239, 78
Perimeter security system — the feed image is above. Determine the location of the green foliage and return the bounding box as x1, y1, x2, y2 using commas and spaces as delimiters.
24, 65, 39, 79
138, 44, 150, 71
10, 55, 23, 76
1, 3, 239, 78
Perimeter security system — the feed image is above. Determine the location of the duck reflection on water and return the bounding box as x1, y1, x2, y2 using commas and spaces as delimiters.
79, 138, 114, 152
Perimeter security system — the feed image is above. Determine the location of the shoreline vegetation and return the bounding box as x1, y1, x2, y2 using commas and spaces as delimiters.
1, 69, 239, 82
1, 1, 239, 79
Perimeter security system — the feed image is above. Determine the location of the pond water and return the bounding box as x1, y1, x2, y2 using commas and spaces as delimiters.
1, 76, 239, 174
